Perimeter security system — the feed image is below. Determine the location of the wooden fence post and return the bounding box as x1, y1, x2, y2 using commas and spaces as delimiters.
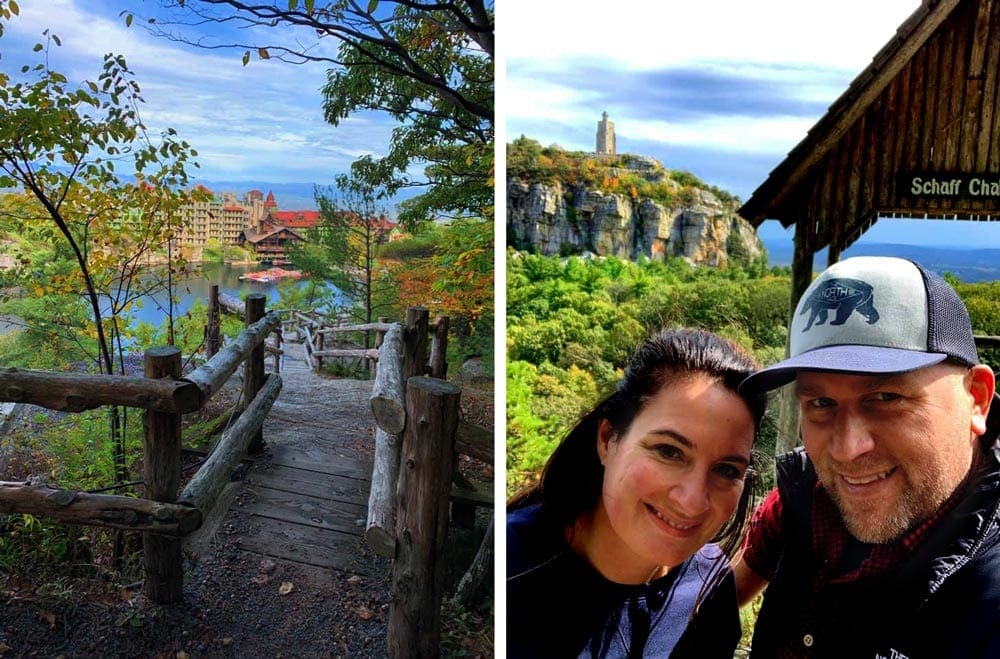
244, 294, 266, 454
316, 322, 325, 372
143, 346, 184, 604
206, 284, 221, 358
388, 376, 461, 658
402, 307, 429, 380
428, 315, 449, 380
371, 315, 390, 376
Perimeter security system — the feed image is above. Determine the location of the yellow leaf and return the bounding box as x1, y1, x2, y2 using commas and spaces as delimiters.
278, 581, 294, 595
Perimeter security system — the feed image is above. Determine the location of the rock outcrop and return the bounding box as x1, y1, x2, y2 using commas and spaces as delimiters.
507, 156, 763, 268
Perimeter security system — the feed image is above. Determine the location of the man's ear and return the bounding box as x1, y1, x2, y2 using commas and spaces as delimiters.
968, 364, 995, 437
597, 418, 615, 466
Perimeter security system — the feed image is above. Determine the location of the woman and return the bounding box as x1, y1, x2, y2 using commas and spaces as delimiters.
507, 328, 766, 658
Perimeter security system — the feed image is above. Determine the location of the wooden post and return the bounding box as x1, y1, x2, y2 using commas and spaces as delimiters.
778, 217, 817, 455
206, 284, 221, 358
402, 307, 429, 380
375, 317, 390, 348
371, 315, 390, 376
429, 315, 449, 379
365, 427, 401, 557
272, 325, 282, 374
370, 324, 406, 434
388, 377, 460, 658
244, 294, 266, 454
316, 323, 325, 372
142, 346, 184, 604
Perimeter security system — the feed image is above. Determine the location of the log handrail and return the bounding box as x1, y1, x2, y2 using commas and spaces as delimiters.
456, 419, 493, 464
183, 311, 282, 406
0, 369, 201, 414
312, 348, 379, 360
179, 373, 283, 512
318, 322, 395, 334
369, 324, 404, 434
0, 480, 202, 536
974, 335, 1000, 349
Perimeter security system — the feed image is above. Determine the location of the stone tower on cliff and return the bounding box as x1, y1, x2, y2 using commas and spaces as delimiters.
596, 111, 616, 155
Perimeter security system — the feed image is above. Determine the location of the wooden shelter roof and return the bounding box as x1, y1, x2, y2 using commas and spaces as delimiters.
739, 0, 1000, 252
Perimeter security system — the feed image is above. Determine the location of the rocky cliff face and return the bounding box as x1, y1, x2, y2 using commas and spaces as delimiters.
507, 159, 763, 268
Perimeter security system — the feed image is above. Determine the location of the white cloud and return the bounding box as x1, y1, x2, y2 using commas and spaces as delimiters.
504, 0, 925, 197
505, 1, 921, 71
1, 0, 394, 185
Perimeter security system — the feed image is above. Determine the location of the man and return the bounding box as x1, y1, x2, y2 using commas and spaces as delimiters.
734, 256, 1000, 658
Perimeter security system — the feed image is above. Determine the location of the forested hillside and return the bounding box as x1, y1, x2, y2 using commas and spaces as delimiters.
506, 251, 1000, 494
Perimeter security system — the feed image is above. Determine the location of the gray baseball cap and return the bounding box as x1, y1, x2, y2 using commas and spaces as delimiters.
740, 256, 980, 394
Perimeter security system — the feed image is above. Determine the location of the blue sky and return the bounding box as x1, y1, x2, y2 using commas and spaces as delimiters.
502, 0, 1000, 250
1, 0, 401, 209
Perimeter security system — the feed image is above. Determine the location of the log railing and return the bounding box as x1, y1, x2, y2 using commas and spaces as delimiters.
356, 306, 492, 657
0, 293, 282, 604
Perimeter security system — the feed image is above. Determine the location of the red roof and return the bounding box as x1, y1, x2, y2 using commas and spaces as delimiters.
273, 210, 321, 228
264, 191, 277, 207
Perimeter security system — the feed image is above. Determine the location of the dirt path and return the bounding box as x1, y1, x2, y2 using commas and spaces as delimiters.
0, 337, 493, 658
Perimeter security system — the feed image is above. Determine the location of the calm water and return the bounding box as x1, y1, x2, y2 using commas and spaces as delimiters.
128, 262, 340, 327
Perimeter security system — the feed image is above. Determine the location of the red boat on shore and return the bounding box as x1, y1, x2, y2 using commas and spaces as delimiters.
238, 267, 303, 283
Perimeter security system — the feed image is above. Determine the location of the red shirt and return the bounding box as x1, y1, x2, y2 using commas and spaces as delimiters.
741, 481, 961, 658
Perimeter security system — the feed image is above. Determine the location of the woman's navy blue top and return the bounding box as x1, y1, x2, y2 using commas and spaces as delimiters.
507, 503, 741, 658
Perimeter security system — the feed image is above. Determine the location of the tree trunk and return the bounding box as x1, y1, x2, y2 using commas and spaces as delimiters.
452, 518, 493, 608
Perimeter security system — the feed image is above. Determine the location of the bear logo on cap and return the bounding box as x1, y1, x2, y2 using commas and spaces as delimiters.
799, 278, 881, 331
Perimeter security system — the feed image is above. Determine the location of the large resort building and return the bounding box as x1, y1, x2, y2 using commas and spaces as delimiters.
173, 188, 396, 263
172, 189, 319, 262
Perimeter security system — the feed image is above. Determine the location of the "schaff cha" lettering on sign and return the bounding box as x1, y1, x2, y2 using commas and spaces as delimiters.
900, 173, 1000, 199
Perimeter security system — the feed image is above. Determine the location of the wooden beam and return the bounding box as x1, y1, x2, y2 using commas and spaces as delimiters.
0, 368, 200, 414
455, 419, 493, 463
183, 311, 281, 405
312, 348, 380, 360
0, 481, 201, 536
244, 295, 267, 454
969, 0, 994, 79
365, 427, 401, 557
318, 322, 395, 334
741, 0, 961, 223
429, 316, 450, 379
370, 324, 405, 435
179, 373, 283, 513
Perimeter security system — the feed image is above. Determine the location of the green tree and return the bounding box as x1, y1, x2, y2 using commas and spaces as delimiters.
0, 18, 199, 498
132, 0, 494, 226
290, 184, 393, 331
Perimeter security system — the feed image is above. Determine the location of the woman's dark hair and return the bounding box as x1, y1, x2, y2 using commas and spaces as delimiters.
508, 327, 767, 557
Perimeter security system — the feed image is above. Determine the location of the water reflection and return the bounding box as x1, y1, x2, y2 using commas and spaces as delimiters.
129, 262, 341, 326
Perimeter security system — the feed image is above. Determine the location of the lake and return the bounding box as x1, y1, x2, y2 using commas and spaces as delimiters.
128, 262, 341, 327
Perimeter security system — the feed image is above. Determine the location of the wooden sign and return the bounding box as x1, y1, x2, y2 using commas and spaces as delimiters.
900, 172, 1000, 199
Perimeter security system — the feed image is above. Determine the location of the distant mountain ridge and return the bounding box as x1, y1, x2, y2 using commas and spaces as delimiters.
763, 239, 1000, 282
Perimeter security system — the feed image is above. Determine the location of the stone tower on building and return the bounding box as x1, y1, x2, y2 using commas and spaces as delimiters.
596, 111, 616, 155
